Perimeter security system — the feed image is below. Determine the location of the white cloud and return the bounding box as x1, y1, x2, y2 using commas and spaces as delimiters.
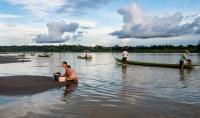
5, 0, 113, 17
66, 19, 97, 28
0, 22, 43, 45
73, 26, 118, 46
0, 13, 21, 19
56, 0, 113, 15
6, 0, 65, 16
52, 17, 98, 28
33, 21, 80, 43
111, 3, 200, 39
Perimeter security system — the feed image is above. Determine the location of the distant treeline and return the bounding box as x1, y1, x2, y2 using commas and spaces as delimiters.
0, 44, 199, 53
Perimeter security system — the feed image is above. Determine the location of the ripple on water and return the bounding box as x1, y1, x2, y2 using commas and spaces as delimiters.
0, 53, 200, 118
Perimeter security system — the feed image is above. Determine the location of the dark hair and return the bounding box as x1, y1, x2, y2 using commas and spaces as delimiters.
68, 65, 71, 68
62, 61, 67, 65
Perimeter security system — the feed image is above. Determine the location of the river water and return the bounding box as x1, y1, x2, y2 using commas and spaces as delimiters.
0, 53, 200, 118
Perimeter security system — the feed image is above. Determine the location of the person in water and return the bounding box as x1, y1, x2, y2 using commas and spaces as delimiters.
122, 49, 129, 66
59, 61, 78, 82
180, 50, 190, 71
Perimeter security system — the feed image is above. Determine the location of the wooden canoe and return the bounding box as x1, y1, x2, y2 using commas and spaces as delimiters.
38, 54, 50, 57
115, 58, 198, 69
77, 55, 92, 60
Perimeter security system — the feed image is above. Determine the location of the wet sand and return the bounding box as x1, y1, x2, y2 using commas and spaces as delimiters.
0, 55, 30, 64
0, 55, 67, 95
0, 76, 66, 95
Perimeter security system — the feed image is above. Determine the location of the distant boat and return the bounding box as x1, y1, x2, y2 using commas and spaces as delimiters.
30, 52, 35, 56
77, 55, 92, 60
38, 53, 51, 57
19, 53, 26, 57
115, 58, 199, 69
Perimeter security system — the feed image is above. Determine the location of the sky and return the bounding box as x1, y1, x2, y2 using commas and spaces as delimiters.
0, 0, 200, 46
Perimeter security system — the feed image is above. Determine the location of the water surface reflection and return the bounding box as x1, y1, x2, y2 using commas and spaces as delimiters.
0, 53, 200, 118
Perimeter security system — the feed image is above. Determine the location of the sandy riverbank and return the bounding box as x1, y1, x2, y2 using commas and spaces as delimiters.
0, 55, 67, 96
0, 76, 66, 96
0, 55, 30, 64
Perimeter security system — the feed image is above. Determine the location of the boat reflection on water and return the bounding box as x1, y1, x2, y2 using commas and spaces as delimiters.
62, 81, 78, 101
179, 69, 192, 88
122, 66, 127, 80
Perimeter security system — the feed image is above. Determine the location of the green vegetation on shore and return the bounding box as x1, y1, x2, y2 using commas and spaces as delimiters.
0, 44, 199, 53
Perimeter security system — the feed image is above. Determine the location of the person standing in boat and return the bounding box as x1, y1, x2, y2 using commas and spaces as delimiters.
122, 49, 129, 66
179, 50, 190, 71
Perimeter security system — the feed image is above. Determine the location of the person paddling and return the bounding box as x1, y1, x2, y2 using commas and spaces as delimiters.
59, 61, 78, 82
179, 50, 190, 71
122, 49, 129, 66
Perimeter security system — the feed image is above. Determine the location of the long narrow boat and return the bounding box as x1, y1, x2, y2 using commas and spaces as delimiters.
38, 54, 51, 57
77, 55, 92, 60
19, 53, 26, 57
115, 58, 198, 69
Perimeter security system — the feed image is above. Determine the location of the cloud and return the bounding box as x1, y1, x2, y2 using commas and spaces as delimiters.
0, 22, 43, 45
111, 3, 200, 39
57, 0, 113, 15
5, 0, 113, 16
81, 26, 94, 29
0, 13, 21, 19
33, 21, 80, 43
71, 31, 85, 41
5, 0, 65, 16
75, 27, 116, 46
